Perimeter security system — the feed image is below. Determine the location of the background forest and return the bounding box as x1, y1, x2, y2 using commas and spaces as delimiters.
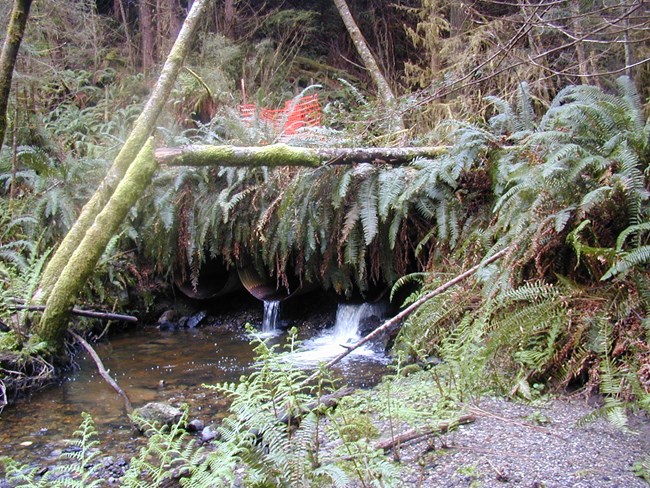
0, 1, 648, 483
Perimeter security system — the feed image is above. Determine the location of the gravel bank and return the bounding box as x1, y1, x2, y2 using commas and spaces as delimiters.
386, 396, 649, 487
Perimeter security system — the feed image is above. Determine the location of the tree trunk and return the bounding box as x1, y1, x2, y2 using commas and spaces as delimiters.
35, 140, 157, 350
169, 0, 182, 37
217, 0, 236, 38
331, 0, 404, 133
568, 1, 589, 84
154, 143, 448, 167
37, 0, 210, 306
140, 0, 155, 71
116, 0, 136, 70
0, 0, 32, 149
449, 2, 466, 38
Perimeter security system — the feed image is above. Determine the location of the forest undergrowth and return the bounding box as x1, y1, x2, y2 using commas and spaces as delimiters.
0, 1, 649, 485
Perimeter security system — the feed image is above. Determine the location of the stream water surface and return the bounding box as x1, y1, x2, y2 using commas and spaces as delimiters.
0, 302, 389, 466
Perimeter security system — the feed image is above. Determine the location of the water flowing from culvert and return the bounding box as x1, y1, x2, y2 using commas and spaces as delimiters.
286, 302, 389, 366
262, 300, 280, 333
0, 301, 388, 468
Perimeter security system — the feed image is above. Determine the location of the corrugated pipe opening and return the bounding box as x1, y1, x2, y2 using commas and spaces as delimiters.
237, 263, 307, 301
175, 256, 241, 300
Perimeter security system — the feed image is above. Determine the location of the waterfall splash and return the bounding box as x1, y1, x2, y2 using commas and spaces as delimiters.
261, 300, 281, 333
286, 302, 388, 366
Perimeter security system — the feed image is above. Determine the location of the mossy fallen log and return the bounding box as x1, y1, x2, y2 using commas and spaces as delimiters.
155, 143, 448, 167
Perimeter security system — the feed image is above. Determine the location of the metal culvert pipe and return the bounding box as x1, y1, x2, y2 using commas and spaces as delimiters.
175, 256, 241, 300
237, 263, 306, 301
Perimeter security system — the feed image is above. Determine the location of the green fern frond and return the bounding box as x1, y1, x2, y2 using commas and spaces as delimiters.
357, 176, 379, 245
602, 245, 650, 280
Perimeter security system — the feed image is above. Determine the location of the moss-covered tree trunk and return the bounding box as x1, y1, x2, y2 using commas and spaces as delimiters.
37, 0, 210, 302
35, 141, 158, 349
0, 0, 32, 149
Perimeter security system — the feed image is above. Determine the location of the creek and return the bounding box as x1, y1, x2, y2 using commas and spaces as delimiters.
0, 294, 389, 466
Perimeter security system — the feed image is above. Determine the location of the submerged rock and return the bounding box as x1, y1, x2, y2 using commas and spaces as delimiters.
157, 310, 178, 331
131, 402, 183, 431
358, 314, 382, 336
187, 311, 207, 328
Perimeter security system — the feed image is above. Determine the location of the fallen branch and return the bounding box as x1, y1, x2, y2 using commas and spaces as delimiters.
155, 143, 448, 167
10, 304, 138, 323
70, 331, 132, 414
375, 413, 476, 451
279, 386, 355, 425
300, 247, 510, 386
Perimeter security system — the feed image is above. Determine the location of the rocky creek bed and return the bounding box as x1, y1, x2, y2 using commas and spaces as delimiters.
1, 292, 648, 487
4, 390, 648, 487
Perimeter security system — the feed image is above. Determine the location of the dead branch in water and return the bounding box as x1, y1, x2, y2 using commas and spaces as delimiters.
70, 331, 132, 414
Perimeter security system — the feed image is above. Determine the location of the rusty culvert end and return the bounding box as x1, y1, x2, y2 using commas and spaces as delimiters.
175, 256, 241, 300
237, 263, 308, 301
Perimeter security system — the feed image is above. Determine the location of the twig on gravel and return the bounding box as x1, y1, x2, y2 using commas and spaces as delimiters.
452, 445, 537, 459
376, 414, 476, 451
468, 405, 569, 441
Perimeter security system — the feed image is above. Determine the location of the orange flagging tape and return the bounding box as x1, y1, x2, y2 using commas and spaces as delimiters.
240, 94, 322, 138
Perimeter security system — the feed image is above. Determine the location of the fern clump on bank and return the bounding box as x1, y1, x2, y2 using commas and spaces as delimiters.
392, 77, 649, 420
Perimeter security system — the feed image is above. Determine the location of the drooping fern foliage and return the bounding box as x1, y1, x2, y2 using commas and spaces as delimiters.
390, 78, 648, 414
138, 86, 499, 298
486, 77, 649, 286
395, 278, 567, 401
0, 202, 49, 343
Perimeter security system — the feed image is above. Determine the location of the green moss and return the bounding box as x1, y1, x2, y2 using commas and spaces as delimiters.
176, 143, 321, 167
253, 144, 320, 167
0, 331, 20, 351
37, 0, 208, 303
180, 145, 236, 166
37, 140, 158, 348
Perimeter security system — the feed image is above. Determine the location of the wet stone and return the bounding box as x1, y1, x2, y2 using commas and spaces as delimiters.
131, 402, 183, 432
187, 311, 207, 329
201, 425, 218, 442
157, 309, 178, 330
187, 419, 204, 432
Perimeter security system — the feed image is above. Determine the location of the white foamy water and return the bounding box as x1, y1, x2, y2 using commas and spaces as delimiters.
286, 302, 389, 366
262, 300, 280, 333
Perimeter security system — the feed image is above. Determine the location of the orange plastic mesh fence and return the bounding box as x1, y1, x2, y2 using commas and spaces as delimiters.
240, 94, 321, 139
